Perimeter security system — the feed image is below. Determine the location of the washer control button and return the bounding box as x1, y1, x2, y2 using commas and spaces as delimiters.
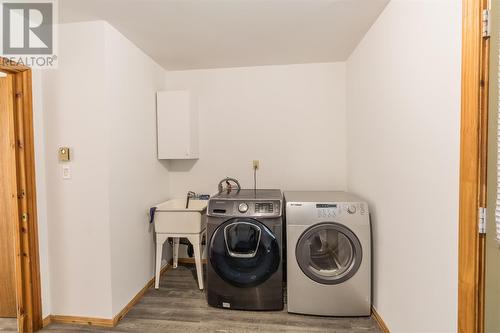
347, 204, 357, 214
238, 202, 249, 213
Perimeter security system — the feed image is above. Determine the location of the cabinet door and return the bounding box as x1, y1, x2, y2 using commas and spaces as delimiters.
156, 90, 198, 159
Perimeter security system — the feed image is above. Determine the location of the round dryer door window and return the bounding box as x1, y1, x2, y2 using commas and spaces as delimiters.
296, 222, 362, 285
209, 218, 280, 288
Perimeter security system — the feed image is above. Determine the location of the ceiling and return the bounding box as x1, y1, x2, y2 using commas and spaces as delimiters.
59, 0, 389, 71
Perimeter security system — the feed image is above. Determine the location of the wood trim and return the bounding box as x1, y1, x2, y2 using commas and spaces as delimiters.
458, 0, 490, 332
0, 58, 42, 333
477, 2, 490, 331
112, 264, 170, 325
1, 72, 19, 318
176, 257, 207, 265
0, 58, 30, 73
16, 67, 43, 333
42, 315, 51, 328
50, 315, 114, 328
371, 306, 390, 333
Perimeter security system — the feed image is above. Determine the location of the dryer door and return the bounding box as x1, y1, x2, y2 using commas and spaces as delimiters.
296, 222, 362, 285
209, 218, 280, 288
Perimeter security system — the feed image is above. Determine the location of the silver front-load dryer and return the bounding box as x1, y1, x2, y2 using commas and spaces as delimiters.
285, 191, 371, 316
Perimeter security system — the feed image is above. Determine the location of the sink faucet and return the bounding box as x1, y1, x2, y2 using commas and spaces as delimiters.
186, 191, 197, 209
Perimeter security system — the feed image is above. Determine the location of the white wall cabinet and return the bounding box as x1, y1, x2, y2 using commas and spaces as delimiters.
156, 90, 199, 159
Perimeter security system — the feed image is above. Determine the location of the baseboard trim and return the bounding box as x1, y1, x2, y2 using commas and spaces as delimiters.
112, 264, 170, 325
42, 315, 52, 327
49, 315, 114, 327
176, 257, 207, 264
43, 264, 170, 328
371, 306, 390, 333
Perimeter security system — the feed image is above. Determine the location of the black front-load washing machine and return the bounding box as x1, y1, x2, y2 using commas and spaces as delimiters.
206, 189, 283, 310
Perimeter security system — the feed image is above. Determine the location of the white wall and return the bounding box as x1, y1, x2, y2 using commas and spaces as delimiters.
103, 23, 170, 315
42, 21, 113, 318
40, 20, 169, 318
346, 1, 462, 332
164, 63, 347, 197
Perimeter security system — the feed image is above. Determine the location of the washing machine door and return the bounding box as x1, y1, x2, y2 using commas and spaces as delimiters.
296, 222, 362, 285
210, 218, 280, 288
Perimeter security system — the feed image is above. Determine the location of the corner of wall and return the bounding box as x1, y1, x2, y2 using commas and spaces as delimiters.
100, 22, 170, 317
32, 69, 52, 317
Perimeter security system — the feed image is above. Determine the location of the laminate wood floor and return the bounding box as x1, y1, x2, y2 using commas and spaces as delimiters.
1, 264, 382, 333
0, 318, 16, 332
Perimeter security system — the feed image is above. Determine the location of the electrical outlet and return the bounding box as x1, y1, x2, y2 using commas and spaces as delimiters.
253, 160, 260, 170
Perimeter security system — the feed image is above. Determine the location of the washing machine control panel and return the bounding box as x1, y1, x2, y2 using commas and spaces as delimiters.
208, 200, 282, 218
255, 202, 274, 213
238, 203, 249, 213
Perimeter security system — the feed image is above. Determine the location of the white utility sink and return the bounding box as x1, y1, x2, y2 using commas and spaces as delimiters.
153, 198, 208, 290
154, 198, 208, 234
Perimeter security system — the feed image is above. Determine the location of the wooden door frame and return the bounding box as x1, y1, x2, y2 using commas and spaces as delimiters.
458, 0, 490, 332
0, 58, 42, 333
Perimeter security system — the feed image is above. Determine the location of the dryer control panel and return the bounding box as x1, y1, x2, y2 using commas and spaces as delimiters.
316, 203, 340, 218
315, 202, 368, 218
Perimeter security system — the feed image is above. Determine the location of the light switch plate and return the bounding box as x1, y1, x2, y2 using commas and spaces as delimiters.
62, 165, 71, 179
59, 147, 70, 161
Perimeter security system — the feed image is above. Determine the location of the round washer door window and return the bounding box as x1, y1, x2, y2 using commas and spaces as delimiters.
210, 218, 280, 288
296, 222, 362, 285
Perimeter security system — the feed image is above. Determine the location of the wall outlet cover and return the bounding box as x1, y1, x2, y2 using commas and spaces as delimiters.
253, 160, 260, 170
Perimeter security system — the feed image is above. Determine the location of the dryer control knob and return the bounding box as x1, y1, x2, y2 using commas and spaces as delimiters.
347, 205, 357, 214
238, 203, 249, 213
